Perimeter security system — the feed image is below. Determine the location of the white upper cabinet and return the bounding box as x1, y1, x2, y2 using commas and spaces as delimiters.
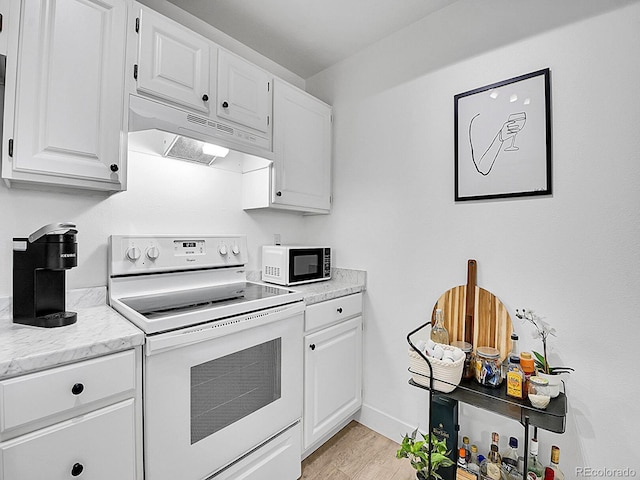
217, 49, 272, 134
1, 0, 128, 192
136, 6, 212, 113
0, 0, 11, 55
272, 79, 332, 212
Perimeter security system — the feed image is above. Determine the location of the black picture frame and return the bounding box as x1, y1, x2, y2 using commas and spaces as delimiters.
454, 68, 551, 201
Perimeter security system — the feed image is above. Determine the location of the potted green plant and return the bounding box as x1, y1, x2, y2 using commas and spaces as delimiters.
396, 427, 455, 480
516, 308, 574, 397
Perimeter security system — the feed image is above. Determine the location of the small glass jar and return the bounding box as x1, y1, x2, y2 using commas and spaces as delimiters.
451, 341, 474, 379
528, 376, 551, 409
474, 346, 503, 388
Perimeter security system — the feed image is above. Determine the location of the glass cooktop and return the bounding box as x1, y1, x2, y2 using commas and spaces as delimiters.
120, 282, 294, 320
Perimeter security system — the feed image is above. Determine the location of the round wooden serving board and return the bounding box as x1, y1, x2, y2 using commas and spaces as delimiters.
432, 260, 513, 361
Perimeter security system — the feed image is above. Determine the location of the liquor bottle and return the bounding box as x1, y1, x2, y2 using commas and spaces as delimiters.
546, 446, 564, 480
488, 432, 502, 463
458, 447, 467, 468
431, 308, 450, 344
486, 445, 502, 480
527, 438, 544, 480
468, 445, 480, 474
501, 333, 519, 377
461, 436, 471, 465
544, 467, 555, 480
501, 436, 519, 469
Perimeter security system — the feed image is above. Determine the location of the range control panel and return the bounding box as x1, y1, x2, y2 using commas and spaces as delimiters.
109, 235, 247, 276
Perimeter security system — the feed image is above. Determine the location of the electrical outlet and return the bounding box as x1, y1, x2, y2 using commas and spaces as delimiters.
274, 234, 281, 245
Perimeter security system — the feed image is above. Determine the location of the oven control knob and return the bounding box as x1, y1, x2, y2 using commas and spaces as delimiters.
146, 246, 160, 261
231, 244, 240, 256
218, 244, 228, 256
126, 246, 141, 262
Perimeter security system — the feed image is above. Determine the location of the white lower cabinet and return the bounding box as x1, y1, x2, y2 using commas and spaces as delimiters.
0, 400, 136, 480
303, 294, 363, 453
0, 349, 142, 479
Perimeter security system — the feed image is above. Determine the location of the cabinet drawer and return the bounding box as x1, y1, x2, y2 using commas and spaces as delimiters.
0, 399, 136, 480
0, 350, 135, 433
305, 293, 362, 332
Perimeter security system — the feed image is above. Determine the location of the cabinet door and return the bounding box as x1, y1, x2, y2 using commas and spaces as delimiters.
0, 400, 136, 480
217, 49, 271, 134
3, 0, 127, 191
0, 0, 11, 55
304, 316, 362, 450
273, 79, 332, 212
136, 6, 212, 113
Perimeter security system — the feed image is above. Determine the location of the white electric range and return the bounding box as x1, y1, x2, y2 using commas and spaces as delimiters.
108, 234, 304, 480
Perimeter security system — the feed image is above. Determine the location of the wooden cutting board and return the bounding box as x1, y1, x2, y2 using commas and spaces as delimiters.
431, 260, 513, 361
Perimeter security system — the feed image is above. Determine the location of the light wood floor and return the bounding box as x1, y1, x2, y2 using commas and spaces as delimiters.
301, 421, 417, 480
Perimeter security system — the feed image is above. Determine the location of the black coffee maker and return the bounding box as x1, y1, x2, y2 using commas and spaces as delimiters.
13, 223, 78, 328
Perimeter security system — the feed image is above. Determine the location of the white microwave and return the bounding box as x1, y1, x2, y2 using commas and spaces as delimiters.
262, 245, 331, 286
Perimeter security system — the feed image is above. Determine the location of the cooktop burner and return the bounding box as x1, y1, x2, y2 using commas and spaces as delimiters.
119, 282, 295, 320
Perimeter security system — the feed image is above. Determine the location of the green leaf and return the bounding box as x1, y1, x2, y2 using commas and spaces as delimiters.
532, 351, 546, 365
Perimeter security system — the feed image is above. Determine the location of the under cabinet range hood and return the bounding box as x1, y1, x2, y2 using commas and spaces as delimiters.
128, 94, 274, 165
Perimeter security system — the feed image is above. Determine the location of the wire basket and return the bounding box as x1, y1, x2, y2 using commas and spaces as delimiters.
408, 345, 465, 393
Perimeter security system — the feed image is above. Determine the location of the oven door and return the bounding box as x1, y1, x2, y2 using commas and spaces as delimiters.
143, 302, 304, 480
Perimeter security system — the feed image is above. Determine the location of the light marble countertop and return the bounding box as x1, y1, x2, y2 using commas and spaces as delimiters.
248, 268, 367, 305
0, 287, 144, 380
0, 268, 365, 380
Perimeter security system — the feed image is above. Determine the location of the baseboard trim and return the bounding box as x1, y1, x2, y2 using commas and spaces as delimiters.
355, 403, 415, 443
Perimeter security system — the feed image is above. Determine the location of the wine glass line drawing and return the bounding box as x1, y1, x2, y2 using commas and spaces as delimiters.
504, 112, 527, 151
468, 111, 528, 176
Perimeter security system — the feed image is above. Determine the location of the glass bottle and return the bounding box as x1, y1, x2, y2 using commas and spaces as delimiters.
478, 455, 489, 478
461, 436, 471, 465
544, 467, 555, 480
520, 352, 535, 398
546, 446, 564, 480
501, 436, 519, 469
527, 438, 544, 480
468, 444, 480, 474
501, 333, 519, 377
458, 447, 467, 468
431, 308, 450, 344
488, 432, 502, 462
506, 356, 525, 400
486, 445, 502, 480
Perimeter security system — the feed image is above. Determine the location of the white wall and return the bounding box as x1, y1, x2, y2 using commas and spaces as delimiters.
305, 1, 640, 472
0, 151, 307, 296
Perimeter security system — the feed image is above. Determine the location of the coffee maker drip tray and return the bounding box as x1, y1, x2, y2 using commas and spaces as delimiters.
28, 311, 78, 328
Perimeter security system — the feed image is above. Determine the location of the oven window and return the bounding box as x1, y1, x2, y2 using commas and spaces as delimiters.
190, 338, 281, 444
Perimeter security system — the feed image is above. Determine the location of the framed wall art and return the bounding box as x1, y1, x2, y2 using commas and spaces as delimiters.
454, 68, 551, 201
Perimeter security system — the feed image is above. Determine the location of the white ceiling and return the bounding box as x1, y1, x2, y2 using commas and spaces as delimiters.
165, 0, 456, 79
166, 0, 640, 80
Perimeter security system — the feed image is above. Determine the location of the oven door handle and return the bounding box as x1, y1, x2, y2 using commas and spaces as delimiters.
145, 301, 305, 356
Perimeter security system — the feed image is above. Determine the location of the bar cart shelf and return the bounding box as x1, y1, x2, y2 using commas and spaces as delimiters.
408, 377, 567, 434
407, 321, 567, 478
